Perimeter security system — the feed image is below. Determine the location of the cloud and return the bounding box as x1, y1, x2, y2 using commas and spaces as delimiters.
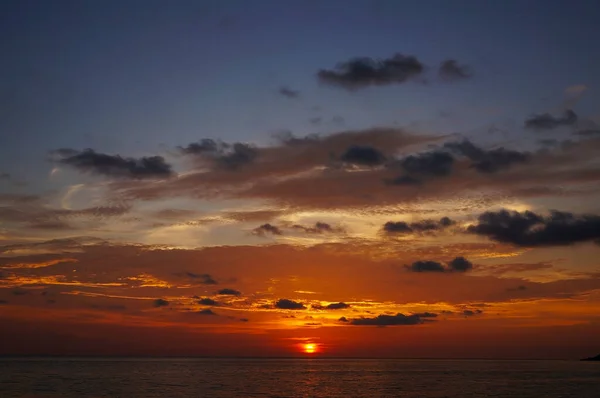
444, 140, 530, 173
326, 302, 350, 310
0, 172, 10, 180
217, 288, 241, 296
197, 308, 217, 315
54, 149, 173, 179
383, 217, 455, 234
278, 86, 300, 99
340, 146, 386, 166
179, 139, 221, 155
118, 127, 437, 205
180, 140, 258, 170
347, 312, 428, 326
292, 222, 342, 234
439, 59, 472, 81
468, 209, 600, 247
448, 256, 473, 272
153, 298, 169, 307
317, 53, 424, 90
183, 273, 218, 285
524, 109, 578, 130
406, 260, 446, 273
398, 151, 454, 177
252, 223, 283, 236
406, 257, 473, 273
218, 143, 259, 170
275, 299, 306, 310
463, 309, 483, 317
197, 298, 218, 306
413, 312, 438, 318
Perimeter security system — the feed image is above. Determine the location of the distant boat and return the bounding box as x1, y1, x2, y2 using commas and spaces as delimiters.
581, 354, 600, 361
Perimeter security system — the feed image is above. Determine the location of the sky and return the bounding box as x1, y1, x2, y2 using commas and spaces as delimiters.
1, 0, 600, 358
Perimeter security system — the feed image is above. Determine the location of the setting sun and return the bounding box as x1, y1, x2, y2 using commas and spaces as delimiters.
303, 343, 317, 354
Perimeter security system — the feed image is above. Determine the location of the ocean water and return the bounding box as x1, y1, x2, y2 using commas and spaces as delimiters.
1, 358, 599, 397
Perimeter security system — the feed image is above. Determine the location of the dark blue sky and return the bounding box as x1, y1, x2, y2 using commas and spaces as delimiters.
2, 0, 600, 192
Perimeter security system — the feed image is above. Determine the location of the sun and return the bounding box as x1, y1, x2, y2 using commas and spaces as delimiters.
303, 343, 317, 354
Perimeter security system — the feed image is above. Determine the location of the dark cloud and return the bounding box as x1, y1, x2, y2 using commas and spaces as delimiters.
0, 172, 10, 180
275, 299, 306, 310
197, 298, 218, 306
413, 312, 438, 318
463, 309, 483, 317
278, 86, 300, 99
406, 260, 446, 273
179, 139, 221, 155
198, 308, 217, 316
12, 289, 29, 296
399, 151, 454, 177
406, 257, 473, 273
184, 272, 218, 285
239, 318, 249, 322
309, 117, 322, 125
383, 217, 455, 234
217, 288, 241, 296
252, 223, 283, 236
180, 140, 258, 170
326, 302, 350, 310
292, 222, 341, 234
448, 256, 473, 272
525, 109, 578, 130
348, 312, 428, 326
55, 149, 173, 179
338, 316, 349, 322
383, 221, 412, 234
340, 146, 386, 166
0, 300, 8, 305
219, 143, 258, 170
468, 209, 600, 247
317, 53, 424, 90
153, 298, 169, 307
439, 59, 472, 81
444, 140, 530, 173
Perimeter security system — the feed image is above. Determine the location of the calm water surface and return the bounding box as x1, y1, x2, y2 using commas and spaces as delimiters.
1, 358, 599, 397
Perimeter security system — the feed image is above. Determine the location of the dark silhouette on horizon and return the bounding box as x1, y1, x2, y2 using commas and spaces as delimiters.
581, 354, 600, 361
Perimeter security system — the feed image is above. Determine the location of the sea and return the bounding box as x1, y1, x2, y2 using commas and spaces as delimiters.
1, 358, 599, 397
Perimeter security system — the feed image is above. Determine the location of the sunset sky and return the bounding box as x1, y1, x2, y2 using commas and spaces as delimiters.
2, 0, 600, 359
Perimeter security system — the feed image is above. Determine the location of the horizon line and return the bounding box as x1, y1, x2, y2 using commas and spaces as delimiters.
0, 355, 584, 361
